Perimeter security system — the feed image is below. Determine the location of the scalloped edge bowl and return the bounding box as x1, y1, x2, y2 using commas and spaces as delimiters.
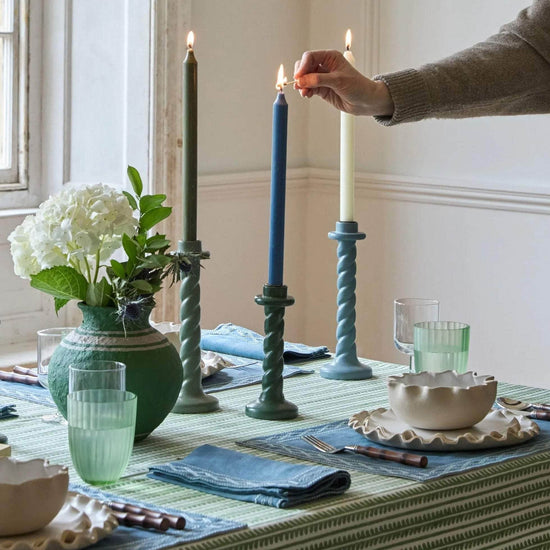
0, 458, 69, 536
387, 370, 497, 430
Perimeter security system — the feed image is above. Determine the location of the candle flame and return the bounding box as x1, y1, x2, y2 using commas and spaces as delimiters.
276, 64, 287, 91
345, 29, 352, 51
187, 31, 195, 49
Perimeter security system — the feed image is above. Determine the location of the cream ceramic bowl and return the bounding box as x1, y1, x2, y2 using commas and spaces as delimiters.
387, 370, 497, 430
0, 458, 69, 536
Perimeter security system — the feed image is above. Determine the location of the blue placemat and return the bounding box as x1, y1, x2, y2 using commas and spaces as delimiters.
201, 323, 330, 362
237, 418, 550, 482
0, 359, 314, 407
71, 483, 245, 549
0, 380, 55, 407
202, 357, 314, 393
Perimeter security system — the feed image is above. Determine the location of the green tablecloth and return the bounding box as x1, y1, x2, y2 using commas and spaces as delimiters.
2, 358, 550, 549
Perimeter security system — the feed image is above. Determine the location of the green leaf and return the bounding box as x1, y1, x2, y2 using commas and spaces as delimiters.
109, 259, 126, 279
30, 266, 87, 301
146, 235, 170, 250
135, 233, 147, 247
127, 165, 143, 197
130, 280, 153, 293
122, 234, 138, 264
54, 297, 70, 314
123, 190, 138, 210
86, 279, 113, 307
139, 255, 172, 269
146, 234, 166, 243
139, 194, 166, 213
140, 207, 172, 232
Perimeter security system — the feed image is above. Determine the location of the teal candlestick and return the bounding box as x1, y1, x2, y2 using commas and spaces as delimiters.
320, 221, 373, 380
172, 240, 219, 413
245, 285, 298, 420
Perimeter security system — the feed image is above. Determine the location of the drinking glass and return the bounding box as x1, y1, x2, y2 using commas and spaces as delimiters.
67, 361, 137, 485
394, 298, 439, 371
37, 327, 75, 389
413, 321, 470, 373
37, 327, 75, 423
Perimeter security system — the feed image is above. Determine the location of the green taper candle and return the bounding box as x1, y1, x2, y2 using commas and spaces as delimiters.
182, 31, 197, 241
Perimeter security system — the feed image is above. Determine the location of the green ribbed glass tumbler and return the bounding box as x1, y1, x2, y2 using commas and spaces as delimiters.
67, 361, 136, 485
413, 321, 470, 373
68, 390, 137, 485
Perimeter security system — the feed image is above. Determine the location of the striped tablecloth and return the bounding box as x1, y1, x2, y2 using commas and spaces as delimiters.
2, 358, 550, 549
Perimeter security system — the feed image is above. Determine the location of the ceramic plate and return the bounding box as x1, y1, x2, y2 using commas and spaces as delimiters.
151, 322, 232, 378
0, 492, 117, 550
349, 408, 539, 451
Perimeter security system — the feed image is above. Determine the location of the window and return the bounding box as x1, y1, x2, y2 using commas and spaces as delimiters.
0, 0, 27, 188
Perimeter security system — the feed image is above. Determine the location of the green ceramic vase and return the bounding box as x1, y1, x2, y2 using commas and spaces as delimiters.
48, 303, 183, 441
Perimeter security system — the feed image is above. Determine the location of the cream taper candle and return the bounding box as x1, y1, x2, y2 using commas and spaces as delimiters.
340, 29, 355, 222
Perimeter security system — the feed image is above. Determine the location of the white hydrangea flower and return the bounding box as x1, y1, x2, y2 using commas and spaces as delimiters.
7, 216, 41, 279
8, 183, 137, 280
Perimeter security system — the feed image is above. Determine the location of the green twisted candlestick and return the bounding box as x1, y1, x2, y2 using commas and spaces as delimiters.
245, 284, 298, 420
172, 240, 219, 413
320, 221, 373, 380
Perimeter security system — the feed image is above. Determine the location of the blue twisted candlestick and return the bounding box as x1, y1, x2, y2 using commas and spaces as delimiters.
245, 284, 298, 420
172, 240, 219, 413
320, 221, 373, 380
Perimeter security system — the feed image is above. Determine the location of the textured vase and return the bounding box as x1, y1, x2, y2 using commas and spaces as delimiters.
48, 303, 183, 441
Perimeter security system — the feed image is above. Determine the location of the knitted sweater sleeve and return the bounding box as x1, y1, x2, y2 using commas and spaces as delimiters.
373, 0, 550, 126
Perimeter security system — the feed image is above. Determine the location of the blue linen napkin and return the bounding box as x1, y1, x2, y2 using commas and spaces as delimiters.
148, 444, 351, 508
201, 323, 330, 363
0, 404, 17, 419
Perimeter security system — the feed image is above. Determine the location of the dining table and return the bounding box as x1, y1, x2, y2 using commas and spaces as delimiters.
0, 355, 549, 550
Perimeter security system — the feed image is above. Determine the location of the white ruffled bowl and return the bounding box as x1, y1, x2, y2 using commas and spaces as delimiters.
0, 458, 69, 536
387, 370, 497, 430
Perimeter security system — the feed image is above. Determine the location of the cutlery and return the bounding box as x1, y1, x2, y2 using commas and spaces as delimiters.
497, 396, 550, 411
104, 500, 186, 530
496, 397, 550, 420
302, 434, 428, 468
13, 365, 38, 377
0, 370, 41, 386
111, 510, 170, 531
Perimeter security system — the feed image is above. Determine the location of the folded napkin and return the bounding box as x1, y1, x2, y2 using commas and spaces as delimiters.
148, 444, 350, 508
201, 323, 330, 363
151, 322, 234, 377
0, 404, 17, 419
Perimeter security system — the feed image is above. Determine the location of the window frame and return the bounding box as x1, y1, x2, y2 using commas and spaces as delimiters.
0, 0, 28, 189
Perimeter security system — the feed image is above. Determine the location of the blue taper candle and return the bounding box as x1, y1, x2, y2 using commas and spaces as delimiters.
268, 65, 288, 286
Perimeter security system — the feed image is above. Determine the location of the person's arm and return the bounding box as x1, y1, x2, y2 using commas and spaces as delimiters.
294, 0, 550, 126
375, 0, 550, 125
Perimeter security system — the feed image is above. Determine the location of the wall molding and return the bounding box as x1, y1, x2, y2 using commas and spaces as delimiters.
309, 168, 550, 215
192, 166, 550, 215
198, 168, 309, 199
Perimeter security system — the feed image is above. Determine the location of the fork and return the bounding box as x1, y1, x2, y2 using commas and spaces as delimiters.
302, 435, 428, 468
